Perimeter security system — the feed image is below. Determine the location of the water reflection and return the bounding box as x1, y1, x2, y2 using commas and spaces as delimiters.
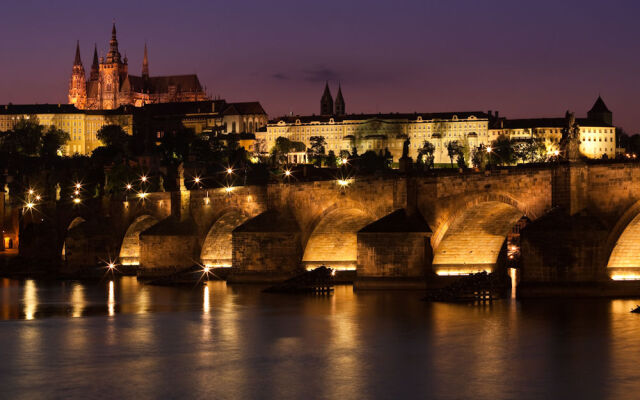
23, 279, 38, 320
108, 280, 115, 317
4, 278, 640, 399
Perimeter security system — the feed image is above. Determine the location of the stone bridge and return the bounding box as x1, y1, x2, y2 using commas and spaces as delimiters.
12, 161, 640, 294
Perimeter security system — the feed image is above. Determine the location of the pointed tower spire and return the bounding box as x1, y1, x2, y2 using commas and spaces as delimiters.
90, 44, 99, 81
74, 41, 82, 65
142, 43, 149, 78
106, 22, 121, 63
335, 82, 345, 116
320, 81, 333, 115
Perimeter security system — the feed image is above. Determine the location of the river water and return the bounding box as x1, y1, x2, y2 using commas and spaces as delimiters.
1, 277, 640, 399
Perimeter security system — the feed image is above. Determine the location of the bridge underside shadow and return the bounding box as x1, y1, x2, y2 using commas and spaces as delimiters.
433, 201, 524, 276
302, 208, 373, 270
608, 213, 640, 280
119, 215, 160, 266
201, 210, 249, 268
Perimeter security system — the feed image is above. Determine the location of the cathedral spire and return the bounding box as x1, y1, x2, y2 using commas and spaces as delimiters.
142, 43, 149, 78
320, 81, 333, 115
74, 40, 82, 66
106, 22, 121, 63
335, 83, 345, 116
90, 44, 99, 81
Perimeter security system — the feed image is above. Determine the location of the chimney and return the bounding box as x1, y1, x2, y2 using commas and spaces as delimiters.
488, 110, 492, 118
495, 111, 499, 119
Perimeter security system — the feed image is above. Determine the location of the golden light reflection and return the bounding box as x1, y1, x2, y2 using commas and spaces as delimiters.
610, 274, 640, 281
71, 283, 85, 318
23, 280, 38, 320
108, 280, 115, 317
203, 285, 210, 314
436, 268, 491, 276
509, 268, 518, 299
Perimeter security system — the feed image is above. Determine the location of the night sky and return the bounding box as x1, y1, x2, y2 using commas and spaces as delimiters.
1, 0, 639, 132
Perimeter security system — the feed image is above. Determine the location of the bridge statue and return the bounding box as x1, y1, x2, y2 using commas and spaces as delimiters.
561, 110, 581, 162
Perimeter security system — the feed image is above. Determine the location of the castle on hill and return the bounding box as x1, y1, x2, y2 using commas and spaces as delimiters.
68, 24, 208, 110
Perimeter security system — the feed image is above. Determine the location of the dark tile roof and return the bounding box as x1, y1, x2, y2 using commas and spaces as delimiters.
589, 96, 611, 113
497, 118, 613, 129
270, 111, 489, 124
0, 104, 82, 114
147, 74, 204, 93
223, 102, 267, 115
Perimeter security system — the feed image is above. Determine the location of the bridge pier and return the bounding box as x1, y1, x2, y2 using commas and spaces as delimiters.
228, 211, 303, 282
355, 209, 433, 289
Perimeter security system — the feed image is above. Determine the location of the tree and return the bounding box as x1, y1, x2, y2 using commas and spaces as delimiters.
40, 126, 70, 158
271, 137, 306, 165
446, 140, 462, 168
417, 141, 435, 169
471, 144, 488, 169
489, 135, 517, 166
325, 150, 337, 168
309, 136, 327, 166
2, 118, 46, 156
96, 124, 129, 152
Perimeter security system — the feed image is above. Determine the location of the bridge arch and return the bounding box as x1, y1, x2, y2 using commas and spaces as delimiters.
606, 201, 640, 280
119, 215, 160, 266
61, 217, 87, 261
200, 208, 250, 267
302, 206, 376, 270
431, 193, 533, 276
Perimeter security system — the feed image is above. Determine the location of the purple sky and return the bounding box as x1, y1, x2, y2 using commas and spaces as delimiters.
1, 0, 639, 131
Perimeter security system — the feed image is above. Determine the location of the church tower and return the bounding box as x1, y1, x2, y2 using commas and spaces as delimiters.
334, 83, 345, 116
320, 82, 333, 115
100, 23, 127, 109
89, 44, 99, 81
142, 43, 149, 78
587, 95, 613, 126
68, 41, 87, 109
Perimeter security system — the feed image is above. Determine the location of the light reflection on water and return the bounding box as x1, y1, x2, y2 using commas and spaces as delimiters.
2, 278, 640, 398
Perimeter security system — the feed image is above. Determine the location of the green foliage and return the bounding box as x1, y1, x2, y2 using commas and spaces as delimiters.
490, 135, 516, 165
417, 140, 436, 169
96, 125, 129, 151
471, 144, 489, 169
270, 137, 306, 165
446, 140, 463, 167
41, 127, 70, 158
514, 137, 547, 163
325, 150, 337, 168
309, 136, 327, 166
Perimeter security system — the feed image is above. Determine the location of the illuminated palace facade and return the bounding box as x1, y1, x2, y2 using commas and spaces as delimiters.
0, 100, 267, 156
260, 86, 616, 163
68, 24, 207, 110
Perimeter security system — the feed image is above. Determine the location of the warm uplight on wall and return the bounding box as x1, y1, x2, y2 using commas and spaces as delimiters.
611, 274, 640, 281
73, 198, 81, 204
137, 192, 148, 199
224, 186, 234, 194
337, 179, 350, 187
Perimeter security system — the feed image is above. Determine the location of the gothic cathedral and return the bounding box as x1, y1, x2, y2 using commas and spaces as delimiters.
68, 24, 208, 110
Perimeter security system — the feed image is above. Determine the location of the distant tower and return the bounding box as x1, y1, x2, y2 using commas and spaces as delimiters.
89, 44, 99, 81
142, 43, 149, 78
587, 95, 613, 126
68, 41, 87, 109
334, 83, 345, 116
320, 82, 333, 115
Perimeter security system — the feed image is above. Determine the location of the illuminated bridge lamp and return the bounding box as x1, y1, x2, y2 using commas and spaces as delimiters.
194, 176, 201, 184
75, 182, 82, 190
226, 167, 233, 175
35, 195, 41, 201
341, 157, 348, 165
337, 179, 350, 187
125, 183, 132, 191
137, 192, 148, 199
140, 175, 148, 183
73, 198, 81, 205
486, 146, 492, 153
224, 186, 234, 194
74, 190, 80, 196
553, 150, 560, 156
25, 202, 34, 210
284, 169, 292, 177
28, 189, 34, 196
